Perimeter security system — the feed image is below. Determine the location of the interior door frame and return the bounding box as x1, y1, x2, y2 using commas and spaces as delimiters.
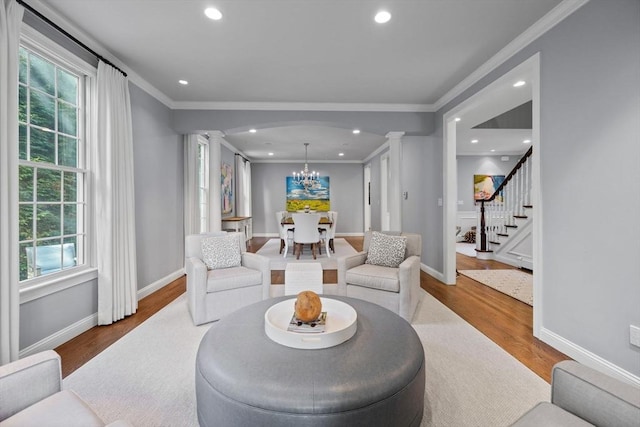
363, 163, 371, 232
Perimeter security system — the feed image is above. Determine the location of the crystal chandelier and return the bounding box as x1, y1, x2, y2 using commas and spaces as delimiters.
292, 143, 318, 192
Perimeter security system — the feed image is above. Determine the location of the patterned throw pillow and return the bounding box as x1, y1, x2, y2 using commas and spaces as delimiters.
201, 234, 242, 269
365, 232, 407, 268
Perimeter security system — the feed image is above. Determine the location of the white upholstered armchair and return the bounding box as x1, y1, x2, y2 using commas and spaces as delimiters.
185, 232, 271, 325
337, 231, 422, 322
0, 350, 131, 426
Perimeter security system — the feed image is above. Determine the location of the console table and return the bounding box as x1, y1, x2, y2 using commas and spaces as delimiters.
221, 216, 252, 243
195, 296, 425, 426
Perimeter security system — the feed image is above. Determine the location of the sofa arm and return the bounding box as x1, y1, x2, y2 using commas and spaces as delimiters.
0, 350, 62, 421
337, 251, 368, 295
551, 360, 640, 427
397, 255, 421, 320
242, 252, 272, 299
185, 256, 208, 325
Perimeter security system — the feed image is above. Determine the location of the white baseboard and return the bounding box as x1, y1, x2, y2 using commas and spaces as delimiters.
19, 313, 98, 358
20, 268, 185, 358
138, 269, 185, 300
422, 263, 445, 283
540, 327, 640, 387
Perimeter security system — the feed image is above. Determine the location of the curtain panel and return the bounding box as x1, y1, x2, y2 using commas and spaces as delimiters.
184, 134, 202, 235
0, 0, 23, 364
95, 61, 138, 325
234, 154, 252, 218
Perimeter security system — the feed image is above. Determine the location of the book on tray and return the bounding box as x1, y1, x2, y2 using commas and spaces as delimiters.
287, 312, 327, 333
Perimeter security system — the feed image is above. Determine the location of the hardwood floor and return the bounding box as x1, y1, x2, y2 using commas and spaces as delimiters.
55, 236, 568, 382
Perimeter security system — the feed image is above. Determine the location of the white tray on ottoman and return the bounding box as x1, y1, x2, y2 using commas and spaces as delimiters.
265, 297, 357, 349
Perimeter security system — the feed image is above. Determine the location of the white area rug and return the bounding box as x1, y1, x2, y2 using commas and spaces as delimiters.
456, 242, 477, 257
64, 290, 549, 426
256, 237, 357, 270
459, 269, 533, 306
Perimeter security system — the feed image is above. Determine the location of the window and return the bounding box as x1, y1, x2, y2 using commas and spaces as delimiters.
198, 136, 209, 232
18, 45, 88, 282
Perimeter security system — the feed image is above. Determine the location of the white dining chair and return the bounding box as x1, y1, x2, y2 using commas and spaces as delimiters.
276, 211, 294, 257
292, 213, 321, 259
320, 211, 338, 256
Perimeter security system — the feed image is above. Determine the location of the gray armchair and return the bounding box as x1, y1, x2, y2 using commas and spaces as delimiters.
511, 360, 640, 427
185, 232, 271, 325
337, 231, 422, 322
0, 350, 131, 427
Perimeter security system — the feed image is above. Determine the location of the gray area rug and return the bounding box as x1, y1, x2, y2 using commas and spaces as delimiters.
64, 290, 549, 426
459, 269, 533, 306
255, 237, 357, 270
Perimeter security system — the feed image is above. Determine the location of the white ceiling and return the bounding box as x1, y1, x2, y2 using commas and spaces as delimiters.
33, 0, 561, 160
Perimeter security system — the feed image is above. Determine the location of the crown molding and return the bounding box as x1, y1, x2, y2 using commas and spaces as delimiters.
251, 159, 364, 164
172, 101, 434, 113
433, 0, 589, 111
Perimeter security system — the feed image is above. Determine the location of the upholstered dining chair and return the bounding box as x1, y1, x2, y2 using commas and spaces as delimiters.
337, 231, 422, 321
319, 211, 338, 257
276, 211, 294, 258
292, 213, 322, 259
185, 231, 271, 325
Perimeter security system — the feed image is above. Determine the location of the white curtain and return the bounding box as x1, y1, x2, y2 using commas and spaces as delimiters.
235, 154, 252, 217
95, 61, 138, 325
0, 0, 23, 364
184, 134, 201, 235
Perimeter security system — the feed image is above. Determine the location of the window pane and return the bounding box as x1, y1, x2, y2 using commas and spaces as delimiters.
19, 205, 33, 241
19, 85, 27, 123
58, 101, 77, 136
57, 69, 77, 104
19, 47, 28, 84
20, 242, 32, 281
29, 53, 55, 95
37, 169, 61, 202
35, 240, 63, 276
19, 165, 34, 201
36, 205, 61, 238
63, 172, 77, 201
19, 123, 27, 160
30, 90, 55, 130
59, 135, 77, 167
29, 127, 55, 163
63, 204, 77, 235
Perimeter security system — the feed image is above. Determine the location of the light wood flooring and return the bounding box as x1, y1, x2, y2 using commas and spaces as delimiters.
55, 236, 568, 382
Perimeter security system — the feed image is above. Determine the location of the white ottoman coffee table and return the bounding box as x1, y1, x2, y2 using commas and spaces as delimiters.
284, 263, 323, 295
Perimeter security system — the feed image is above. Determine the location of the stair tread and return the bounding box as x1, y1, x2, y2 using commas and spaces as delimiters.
489, 240, 501, 245
497, 233, 509, 237
505, 224, 518, 228
523, 205, 533, 209
513, 215, 528, 219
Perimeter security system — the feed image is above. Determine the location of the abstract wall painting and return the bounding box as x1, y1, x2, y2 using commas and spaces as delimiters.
221, 162, 233, 214
474, 174, 505, 202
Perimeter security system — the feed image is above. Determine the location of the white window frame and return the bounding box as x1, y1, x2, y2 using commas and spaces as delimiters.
19, 25, 98, 303
197, 135, 209, 233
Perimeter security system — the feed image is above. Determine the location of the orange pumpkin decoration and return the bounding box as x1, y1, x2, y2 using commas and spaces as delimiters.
294, 291, 322, 322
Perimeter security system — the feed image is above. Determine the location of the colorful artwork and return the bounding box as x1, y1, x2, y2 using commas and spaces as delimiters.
474, 174, 505, 202
286, 176, 330, 211
221, 163, 233, 214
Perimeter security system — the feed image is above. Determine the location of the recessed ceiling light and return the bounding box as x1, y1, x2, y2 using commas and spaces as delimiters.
374, 10, 391, 24
268, 152, 274, 156
513, 80, 526, 87
352, 129, 360, 134
178, 80, 188, 85
471, 139, 479, 144
249, 129, 257, 133
490, 149, 496, 152
523, 139, 531, 144
204, 7, 222, 20
339, 152, 345, 157
454, 117, 461, 122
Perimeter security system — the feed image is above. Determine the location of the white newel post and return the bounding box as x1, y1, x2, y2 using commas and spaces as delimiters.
208, 131, 223, 231
386, 132, 404, 231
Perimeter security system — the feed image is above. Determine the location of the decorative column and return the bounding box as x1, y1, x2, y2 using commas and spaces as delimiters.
386, 132, 405, 231
208, 131, 224, 232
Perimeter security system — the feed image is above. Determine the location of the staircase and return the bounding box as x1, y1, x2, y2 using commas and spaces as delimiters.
475, 147, 534, 270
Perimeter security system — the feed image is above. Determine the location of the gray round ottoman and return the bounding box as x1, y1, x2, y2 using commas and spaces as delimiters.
195, 296, 425, 427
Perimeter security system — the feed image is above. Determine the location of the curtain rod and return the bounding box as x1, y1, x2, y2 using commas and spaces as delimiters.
234, 153, 250, 163
17, 0, 127, 77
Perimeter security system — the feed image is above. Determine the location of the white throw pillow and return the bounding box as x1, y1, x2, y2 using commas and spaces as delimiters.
201, 234, 242, 269
365, 232, 407, 268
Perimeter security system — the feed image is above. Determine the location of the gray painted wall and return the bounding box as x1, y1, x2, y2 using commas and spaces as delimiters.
457, 155, 519, 209
130, 83, 184, 289
433, 0, 640, 376
250, 162, 363, 236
